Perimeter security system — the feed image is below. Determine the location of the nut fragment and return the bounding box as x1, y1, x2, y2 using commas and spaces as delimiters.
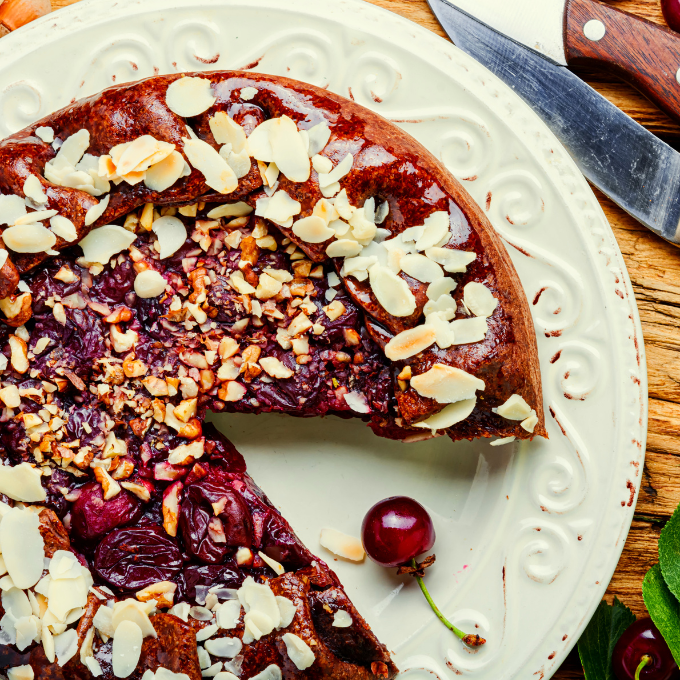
162, 481, 183, 537
0, 292, 32, 327
8, 335, 28, 373
136, 581, 176, 609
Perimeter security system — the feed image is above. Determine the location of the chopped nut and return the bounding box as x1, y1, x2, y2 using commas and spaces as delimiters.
123, 358, 147, 378
142, 376, 169, 397
8, 335, 28, 373
110, 324, 138, 353
162, 481, 183, 537
121, 480, 152, 501
136, 581, 176, 609
218, 381, 247, 402
398, 366, 412, 381
323, 300, 346, 321
93, 467, 121, 500
174, 398, 198, 423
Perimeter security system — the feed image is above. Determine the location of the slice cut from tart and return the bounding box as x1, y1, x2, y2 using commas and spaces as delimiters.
0, 425, 398, 679
0, 70, 546, 442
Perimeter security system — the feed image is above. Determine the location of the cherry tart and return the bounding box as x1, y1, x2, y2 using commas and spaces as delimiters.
0, 71, 545, 441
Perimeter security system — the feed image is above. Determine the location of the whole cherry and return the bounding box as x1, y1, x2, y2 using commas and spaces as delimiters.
361, 496, 436, 568
662, 0, 680, 33
361, 496, 485, 647
613, 618, 678, 680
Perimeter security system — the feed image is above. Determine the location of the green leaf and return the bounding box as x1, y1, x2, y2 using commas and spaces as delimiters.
643, 563, 680, 665
578, 597, 635, 680
659, 503, 680, 600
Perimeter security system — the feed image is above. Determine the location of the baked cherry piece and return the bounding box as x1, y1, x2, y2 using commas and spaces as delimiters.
613, 618, 678, 680
361, 496, 485, 648
362, 496, 435, 568
662, 0, 680, 33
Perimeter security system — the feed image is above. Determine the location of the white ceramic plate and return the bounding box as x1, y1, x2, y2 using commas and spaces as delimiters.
0, 1, 648, 678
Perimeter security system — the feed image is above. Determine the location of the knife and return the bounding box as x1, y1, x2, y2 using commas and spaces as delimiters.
426, 0, 680, 245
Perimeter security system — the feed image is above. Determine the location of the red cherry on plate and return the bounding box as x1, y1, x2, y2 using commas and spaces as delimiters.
613, 618, 678, 680
662, 0, 680, 33
361, 496, 435, 568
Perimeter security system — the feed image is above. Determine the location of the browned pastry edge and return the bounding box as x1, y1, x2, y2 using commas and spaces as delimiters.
0, 70, 546, 439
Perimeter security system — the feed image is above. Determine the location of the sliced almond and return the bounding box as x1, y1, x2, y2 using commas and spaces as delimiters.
207, 201, 253, 219
152, 215, 187, 259
425, 247, 476, 273
259, 356, 294, 379
111, 620, 143, 679
426, 277, 457, 300
35, 126, 55, 143
23, 175, 47, 204
0, 508, 44, 589
56, 129, 90, 166
145, 150, 186, 192
246, 119, 278, 162
494, 394, 533, 420
411, 364, 485, 404
521, 411, 539, 433
270, 115, 311, 183
258, 190, 301, 227
450, 317, 487, 345
292, 215, 334, 244
415, 211, 449, 251
343, 392, 370, 413
166, 76, 216, 117
134, 270, 166, 299
319, 528, 365, 561
240, 86, 258, 101
183, 138, 237, 194
49, 215, 77, 242
384, 325, 437, 361
0, 195, 27, 226
400, 253, 443, 283
2, 224, 56, 253
0, 463, 45, 502
306, 121, 331, 156
312, 154, 333, 175
282, 633, 315, 671
326, 239, 362, 259
413, 397, 477, 430
318, 153, 353, 189
79, 224, 136, 264
463, 281, 498, 318
369, 266, 416, 317
209, 112, 247, 151
84, 194, 110, 226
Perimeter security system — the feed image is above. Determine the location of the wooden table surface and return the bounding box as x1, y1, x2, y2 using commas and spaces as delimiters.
34, 0, 680, 676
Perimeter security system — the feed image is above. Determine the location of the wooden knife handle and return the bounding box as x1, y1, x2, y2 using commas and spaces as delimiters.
565, 0, 680, 124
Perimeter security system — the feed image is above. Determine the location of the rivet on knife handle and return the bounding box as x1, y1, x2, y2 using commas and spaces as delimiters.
565, 0, 680, 125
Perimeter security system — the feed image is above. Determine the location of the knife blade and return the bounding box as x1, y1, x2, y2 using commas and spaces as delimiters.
441, 0, 680, 126
427, 0, 680, 245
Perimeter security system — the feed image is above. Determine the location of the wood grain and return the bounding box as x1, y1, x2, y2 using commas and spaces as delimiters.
25, 0, 680, 677
566, 0, 680, 125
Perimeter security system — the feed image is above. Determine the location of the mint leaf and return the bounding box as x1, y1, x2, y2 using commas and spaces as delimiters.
578, 597, 635, 680
660, 503, 680, 600
643, 563, 680, 664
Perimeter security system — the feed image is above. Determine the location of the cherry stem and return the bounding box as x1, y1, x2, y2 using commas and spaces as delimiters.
410, 558, 486, 646
635, 655, 652, 680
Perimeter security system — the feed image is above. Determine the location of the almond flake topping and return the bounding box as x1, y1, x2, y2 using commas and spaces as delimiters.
521, 411, 539, 433
183, 138, 237, 194
240, 86, 258, 101
165, 76, 216, 117
450, 317, 488, 345
414, 397, 477, 431
152, 215, 187, 259
369, 265, 416, 317
112, 619, 143, 678
2, 224, 56, 254
0, 195, 27, 226
145, 151, 187, 192
411, 364, 485, 404
282, 633, 315, 670
79, 224, 136, 265
306, 121, 331, 157
207, 202, 253, 219
269, 116, 311, 183
0, 508, 44, 589
23, 175, 47, 205
84, 194, 110, 226
209, 112, 247, 152
333, 610, 352, 628
319, 528, 365, 562
292, 215, 334, 244
344, 392, 370, 414
464, 281, 498, 318
134, 270, 166, 299
414, 211, 450, 251
318, 153, 353, 189
35, 126, 54, 143
426, 247, 476, 273
255, 190, 301, 228
400, 253, 443, 283
49, 215, 77, 242
427, 277, 457, 300
494, 394, 532, 420
384, 325, 437, 361
326, 239, 362, 259
0, 463, 45, 502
